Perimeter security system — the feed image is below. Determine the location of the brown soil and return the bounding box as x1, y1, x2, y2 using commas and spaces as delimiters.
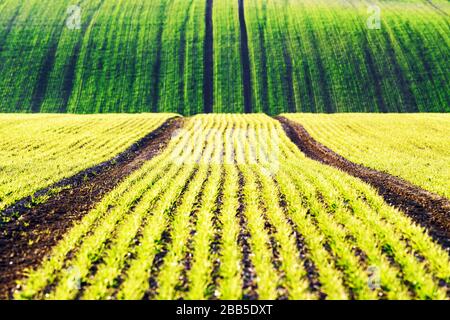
0, 117, 184, 299
237, 170, 258, 300
238, 0, 253, 113
276, 116, 450, 250
277, 191, 324, 299
203, 0, 214, 113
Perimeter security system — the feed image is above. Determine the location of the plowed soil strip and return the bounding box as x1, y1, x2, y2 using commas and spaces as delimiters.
150, 1, 169, 112
0, 1, 23, 54
238, 0, 253, 114
380, 26, 418, 112
0, 117, 184, 298
203, 0, 214, 113
237, 171, 258, 300
177, 0, 195, 114
60, 0, 106, 112
276, 116, 450, 250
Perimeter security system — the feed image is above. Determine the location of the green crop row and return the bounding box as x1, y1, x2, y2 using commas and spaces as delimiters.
15, 114, 450, 300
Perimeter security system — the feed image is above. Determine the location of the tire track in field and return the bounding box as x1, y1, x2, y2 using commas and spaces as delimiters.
279, 1, 297, 114
282, 47, 297, 113
362, 35, 388, 113
304, 20, 334, 113
203, 0, 214, 113
398, 20, 443, 112
125, 1, 144, 112
277, 116, 450, 251
343, 0, 386, 113
150, 0, 172, 112
177, 0, 195, 115
238, 0, 253, 113
147, 128, 215, 299
30, 41, 59, 113
60, 0, 106, 113
30, 2, 84, 113
0, 0, 23, 54
257, 30, 270, 114
0, 117, 184, 299
248, 0, 269, 114
380, 23, 418, 112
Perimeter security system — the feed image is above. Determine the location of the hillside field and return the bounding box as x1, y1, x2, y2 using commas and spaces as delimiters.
0, 113, 173, 211
0, 0, 449, 303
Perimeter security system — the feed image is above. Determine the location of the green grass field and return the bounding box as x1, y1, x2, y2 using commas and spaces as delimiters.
0, 0, 448, 114
284, 113, 450, 198
0, 113, 172, 210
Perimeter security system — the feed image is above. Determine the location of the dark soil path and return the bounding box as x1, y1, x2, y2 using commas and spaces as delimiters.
0, 1, 23, 54
0, 117, 184, 299
150, 1, 170, 112
177, 0, 195, 115
203, 0, 214, 113
60, 0, 106, 112
277, 116, 450, 250
238, 0, 253, 113
380, 24, 418, 112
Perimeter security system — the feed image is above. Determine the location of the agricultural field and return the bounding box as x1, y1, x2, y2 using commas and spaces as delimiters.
0, 0, 448, 114
0, 113, 173, 211
12, 115, 450, 300
283, 113, 450, 199
0, 0, 449, 304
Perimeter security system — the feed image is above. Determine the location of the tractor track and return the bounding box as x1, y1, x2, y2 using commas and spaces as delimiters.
177, 0, 195, 115
30, 40, 59, 113
60, 0, 106, 113
380, 23, 418, 112
150, 1, 171, 112
238, 0, 253, 114
30, 2, 84, 113
0, 117, 184, 299
239, 0, 253, 113
277, 116, 450, 251
0, 1, 23, 54
362, 35, 388, 113
203, 0, 214, 113
305, 21, 334, 114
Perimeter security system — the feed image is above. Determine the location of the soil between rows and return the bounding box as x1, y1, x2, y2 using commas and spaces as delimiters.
276, 116, 450, 251
0, 117, 184, 299
203, 0, 214, 113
